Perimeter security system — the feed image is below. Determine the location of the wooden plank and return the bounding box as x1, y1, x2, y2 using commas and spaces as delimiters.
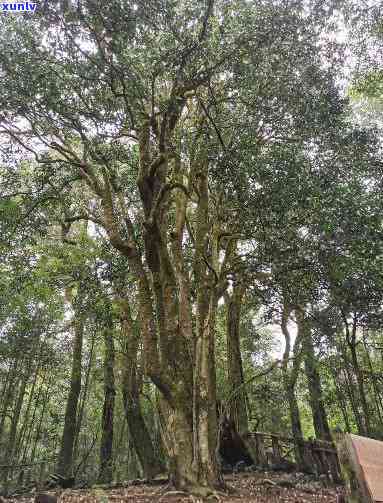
336, 433, 380, 503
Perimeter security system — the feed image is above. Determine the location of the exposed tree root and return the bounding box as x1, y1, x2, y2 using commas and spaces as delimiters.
188, 489, 233, 501
178, 483, 236, 501
159, 490, 189, 501
149, 482, 172, 497
157, 474, 237, 501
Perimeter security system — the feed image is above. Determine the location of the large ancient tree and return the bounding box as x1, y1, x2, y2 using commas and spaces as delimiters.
0, 0, 363, 494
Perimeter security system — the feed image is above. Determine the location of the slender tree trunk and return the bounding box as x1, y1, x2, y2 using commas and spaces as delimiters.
193, 288, 221, 490
349, 343, 371, 435
114, 409, 126, 482
118, 298, 165, 478
15, 372, 38, 459
73, 329, 95, 463
363, 335, 383, 430
0, 358, 20, 452
287, 384, 307, 462
1, 364, 31, 485
6, 365, 30, 463
14, 345, 43, 460
225, 283, 248, 436
57, 313, 84, 478
297, 313, 332, 441
330, 367, 351, 433
98, 321, 116, 484
281, 305, 308, 470
20, 370, 46, 464
339, 349, 365, 435
341, 313, 371, 435
0, 358, 13, 404
29, 373, 52, 463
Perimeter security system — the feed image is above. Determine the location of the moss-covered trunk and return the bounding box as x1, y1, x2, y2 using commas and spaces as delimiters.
118, 298, 165, 478
99, 102, 227, 493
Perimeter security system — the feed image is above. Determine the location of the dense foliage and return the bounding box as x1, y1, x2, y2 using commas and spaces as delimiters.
0, 0, 382, 497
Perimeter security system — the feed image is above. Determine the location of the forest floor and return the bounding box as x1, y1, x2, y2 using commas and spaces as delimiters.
5, 471, 345, 502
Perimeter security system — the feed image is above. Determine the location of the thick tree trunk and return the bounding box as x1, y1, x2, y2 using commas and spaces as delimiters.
57, 315, 84, 478
101, 113, 225, 493
193, 291, 221, 491
297, 313, 332, 441
98, 322, 116, 484
225, 283, 248, 436
158, 398, 196, 488
189, 170, 224, 492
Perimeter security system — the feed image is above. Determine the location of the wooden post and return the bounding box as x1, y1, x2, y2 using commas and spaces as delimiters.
38, 462, 46, 491
243, 433, 258, 467
271, 436, 283, 464
313, 440, 329, 476
317, 439, 342, 484
255, 433, 268, 468
301, 440, 316, 474
328, 449, 342, 484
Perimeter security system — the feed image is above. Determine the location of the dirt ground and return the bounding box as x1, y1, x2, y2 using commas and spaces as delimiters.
5, 471, 345, 502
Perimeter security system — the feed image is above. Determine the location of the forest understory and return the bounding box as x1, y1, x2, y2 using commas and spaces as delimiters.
2, 471, 345, 503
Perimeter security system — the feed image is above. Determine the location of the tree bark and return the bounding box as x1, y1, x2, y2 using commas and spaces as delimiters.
6, 364, 30, 463
29, 372, 52, 465
363, 333, 383, 430
15, 358, 40, 459
98, 318, 116, 484
94, 98, 225, 493
297, 312, 332, 441
225, 283, 248, 436
0, 357, 20, 454
342, 313, 371, 436
57, 309, 84, 478
281, 305, 308, 470
73, 329, 96, 465
330, 366, 351, 433
350, 344, 371, 435
118, 297, 165, 478
20, 370, 46, 465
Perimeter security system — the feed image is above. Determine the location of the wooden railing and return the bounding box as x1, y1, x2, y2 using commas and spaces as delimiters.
0, 459, 55, 496
245, 431, 342, 483
1, 432, 343, 495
